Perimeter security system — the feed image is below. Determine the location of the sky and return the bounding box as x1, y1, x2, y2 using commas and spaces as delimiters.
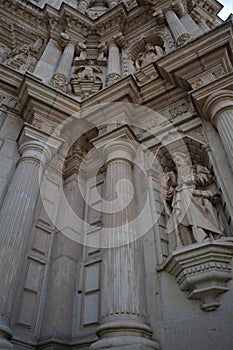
217, 0, 233, 19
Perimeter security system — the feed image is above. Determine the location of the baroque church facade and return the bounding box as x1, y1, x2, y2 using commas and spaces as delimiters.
0, 0, 233, 349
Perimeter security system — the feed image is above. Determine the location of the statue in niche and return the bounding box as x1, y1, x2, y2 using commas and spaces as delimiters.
160, 152, 224, 247
135, 43, 163, 69
6, 43, 36, 72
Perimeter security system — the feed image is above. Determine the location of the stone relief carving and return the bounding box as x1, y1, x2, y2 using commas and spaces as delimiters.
161, 152, 223, 248
70, 60, 102, 99
5, 43, 36, 73
190, 66, 225, 89
135, 43, 163, 69
0, 43, 11, 63
169, 102, 189, 119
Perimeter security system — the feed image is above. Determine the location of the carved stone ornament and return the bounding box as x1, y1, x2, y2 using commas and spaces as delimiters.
5, 43, 36, 73
70, 60, 102, 99
158, 239, 233, 311
177, 33, 192, 46
106, 72, 121, 85
135, 43, 163, 70
50, 73, 67, 92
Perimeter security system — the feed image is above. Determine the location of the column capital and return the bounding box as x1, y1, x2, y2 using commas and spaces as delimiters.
92, 125, 138, 164
203, 89, 233, 126
19, 140, 51, 166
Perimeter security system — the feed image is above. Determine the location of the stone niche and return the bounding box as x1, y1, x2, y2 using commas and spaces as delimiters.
156, 136, 233, 311
158, 239, 233, 311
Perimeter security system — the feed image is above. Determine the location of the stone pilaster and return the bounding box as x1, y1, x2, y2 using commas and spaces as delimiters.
0, 139, 50, 349
33, 38, 62, 83
91, 127, 159, 350
50, 39, 75, 92
165, 9, 192, 46
106, 40, 121, 86
203, 89, 233, 172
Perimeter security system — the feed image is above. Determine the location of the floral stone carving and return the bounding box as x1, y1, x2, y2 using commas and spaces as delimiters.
158, 239, 233, 311
70, 60, 102, 99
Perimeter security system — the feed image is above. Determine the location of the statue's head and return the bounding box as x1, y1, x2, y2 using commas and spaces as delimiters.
145, 43, 154, 52
172, 152, 189, 166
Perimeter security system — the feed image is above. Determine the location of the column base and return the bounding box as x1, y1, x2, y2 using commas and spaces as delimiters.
90, 320, 160, 350
0, 317, 14, 349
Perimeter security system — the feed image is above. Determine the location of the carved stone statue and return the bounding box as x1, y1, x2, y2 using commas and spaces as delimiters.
161, 152, 223, 247
135, 43, 163, 69
73, 60, 102, 82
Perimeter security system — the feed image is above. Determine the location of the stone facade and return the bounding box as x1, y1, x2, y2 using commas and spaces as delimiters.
0, 1, 233, 349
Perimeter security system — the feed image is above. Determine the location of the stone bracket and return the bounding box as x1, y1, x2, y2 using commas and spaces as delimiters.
158, 239, 233, 311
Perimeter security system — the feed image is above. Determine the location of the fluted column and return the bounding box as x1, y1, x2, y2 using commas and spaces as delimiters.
0, 140, 50, 349
106, 41, 121, 85
165, 9, 192, 46
203, 90, 233, 172
215, 110, 233, 171
50, 40, 75, 92
91, 129, 158, 350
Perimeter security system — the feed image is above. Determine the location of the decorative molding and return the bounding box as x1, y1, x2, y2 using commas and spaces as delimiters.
158, 240, 233, 311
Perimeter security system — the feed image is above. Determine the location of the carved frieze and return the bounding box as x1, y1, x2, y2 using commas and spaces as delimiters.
190, 65, 225, 89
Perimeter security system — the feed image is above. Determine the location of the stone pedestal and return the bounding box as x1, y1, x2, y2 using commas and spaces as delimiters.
158, 240, 233, 311
91, 126, 159, 350
0, 139, 50, 348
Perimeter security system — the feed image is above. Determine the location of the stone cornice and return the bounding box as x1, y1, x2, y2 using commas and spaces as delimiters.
18, 74, 81, 122
191, 72, 233, 122
156, 19, 233, 88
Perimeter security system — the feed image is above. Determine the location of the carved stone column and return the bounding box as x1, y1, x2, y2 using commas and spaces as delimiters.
203, 90, 233, 172
106, 40, 121, 85
165, 9, 192, 46
91, 126, 159, 350
50, 36, 75, 92
0, 139, 50, 349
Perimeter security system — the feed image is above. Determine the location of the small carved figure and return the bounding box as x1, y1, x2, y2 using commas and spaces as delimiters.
74, 60, 102, 82
6, 44, 36, 72
0, 43, 11, 63
161, 152, 223, 247
135, 43, 163, 69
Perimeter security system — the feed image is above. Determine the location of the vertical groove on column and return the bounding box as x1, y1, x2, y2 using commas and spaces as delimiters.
102, 159, 145, 321
216, 110, 233, 171
0, 160, 40, 316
